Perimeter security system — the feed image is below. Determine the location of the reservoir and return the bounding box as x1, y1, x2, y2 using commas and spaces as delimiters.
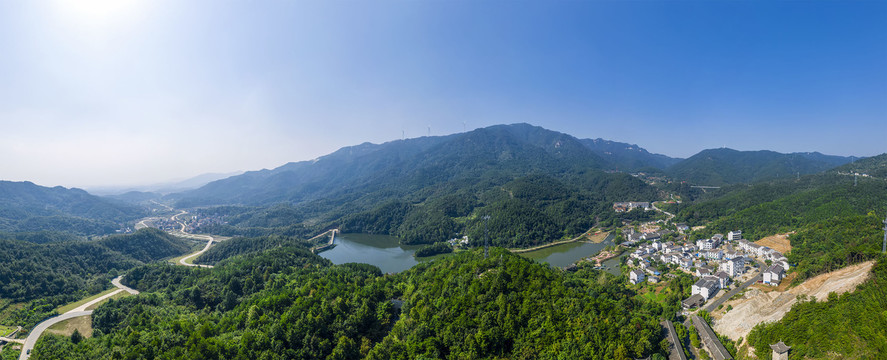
320, 232, 623, 276
518, 233, 623, 276
319, 233, 423, 273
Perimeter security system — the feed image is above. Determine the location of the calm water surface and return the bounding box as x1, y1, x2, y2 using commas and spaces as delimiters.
319, 233, 423, 273
321, 232, 623, 276
519, 233, 623, 275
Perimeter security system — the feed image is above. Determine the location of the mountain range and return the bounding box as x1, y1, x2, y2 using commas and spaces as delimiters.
174, 123, 858, 206
0, 124, 872, 243
0, 181, 144, 235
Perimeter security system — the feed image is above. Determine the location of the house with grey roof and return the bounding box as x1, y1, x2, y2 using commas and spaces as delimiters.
629, 269, 645, 285
763, 265, 786, 285
692, 276, 721, 300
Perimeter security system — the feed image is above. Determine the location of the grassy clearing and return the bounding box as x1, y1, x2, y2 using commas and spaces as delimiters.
55, 288, 117, 314
45, 316, 92, 338
86, 291, 129, 311
0, 325, 16, 336
586, 231, 610, 243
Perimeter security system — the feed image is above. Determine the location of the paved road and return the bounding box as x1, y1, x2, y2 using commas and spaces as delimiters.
660, 320, 688, 360
69, 289, 122, 313
19, 311, 92, 360
111, 276, 140, 295
703, 259, 766, 313
179, 236, 214, 268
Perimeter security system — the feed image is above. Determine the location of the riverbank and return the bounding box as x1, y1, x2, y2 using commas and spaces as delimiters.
509, 230, 609, 253
588, 247, 622, 266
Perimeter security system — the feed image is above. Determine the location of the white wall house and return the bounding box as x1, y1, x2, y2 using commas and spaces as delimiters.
728, 230, 742, 241
720, 257, 745, 278
630, 269, 645, 285
691, 277, 721, 300
763, 265, 785, 285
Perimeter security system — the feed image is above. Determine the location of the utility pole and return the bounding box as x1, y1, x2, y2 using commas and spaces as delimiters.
882, 213, 886, 254
483, 215, 491, 259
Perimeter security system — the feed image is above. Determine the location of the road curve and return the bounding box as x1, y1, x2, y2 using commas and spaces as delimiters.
19, 311, 92, 360
178, 236, 214, 268
111, 276, 140, 295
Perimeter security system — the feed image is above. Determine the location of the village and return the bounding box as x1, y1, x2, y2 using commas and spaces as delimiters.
624, 226, 791, 310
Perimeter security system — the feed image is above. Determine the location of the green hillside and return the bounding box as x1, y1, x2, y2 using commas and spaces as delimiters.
30, 247, 670, 360
665, 148, 854, 186
177, 124, 662, 247
0, 181, 145, 236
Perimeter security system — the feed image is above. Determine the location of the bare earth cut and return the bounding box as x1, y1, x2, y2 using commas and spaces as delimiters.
754, 232, 793, 254
713, 260, 874, 340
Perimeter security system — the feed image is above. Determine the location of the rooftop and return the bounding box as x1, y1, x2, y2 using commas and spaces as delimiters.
770, 341, 791, 353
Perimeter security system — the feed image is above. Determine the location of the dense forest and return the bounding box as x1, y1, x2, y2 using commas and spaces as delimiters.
0, 181, 145, 236
664, 148, 854, 186
0, 229, 191, 329
169, 125, 662, 248
29, 245, 672, 359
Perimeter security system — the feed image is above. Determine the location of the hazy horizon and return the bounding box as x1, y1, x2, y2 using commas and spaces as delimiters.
2, 1, 884, 188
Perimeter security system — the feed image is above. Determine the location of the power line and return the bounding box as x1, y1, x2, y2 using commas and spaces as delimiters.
882, 213, 886, 254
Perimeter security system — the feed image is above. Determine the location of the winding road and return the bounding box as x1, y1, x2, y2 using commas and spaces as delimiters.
17, 276, 136, 360
178, 235, 214, 268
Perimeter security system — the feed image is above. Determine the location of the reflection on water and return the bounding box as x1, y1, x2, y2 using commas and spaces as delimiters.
519, 234, 623, 275
320, 232, 624, 276
319, 233, 423, 274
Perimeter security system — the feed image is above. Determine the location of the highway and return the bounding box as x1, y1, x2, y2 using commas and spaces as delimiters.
111, 276, 140, 295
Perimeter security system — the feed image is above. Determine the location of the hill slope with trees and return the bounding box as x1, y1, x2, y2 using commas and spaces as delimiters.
30, 247, 671, 360
175, 124, 662, 247
0, 181, 145, 236
665, 148, 854, 186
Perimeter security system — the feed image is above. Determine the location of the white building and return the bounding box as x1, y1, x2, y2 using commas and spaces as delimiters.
692, 277, 721, 300
715, 271, 732, 288
763, 265, 785, 285
629, 269, 646, 284
728, 230, 742, 241
720, 257, 745, 278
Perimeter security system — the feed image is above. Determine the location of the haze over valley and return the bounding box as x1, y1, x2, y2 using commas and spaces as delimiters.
1, 1, 885, 359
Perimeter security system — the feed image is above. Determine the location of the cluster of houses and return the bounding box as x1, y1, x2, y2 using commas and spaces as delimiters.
612, 202, 652, 212
447, 235, 470, 246
623, 229, 792, 310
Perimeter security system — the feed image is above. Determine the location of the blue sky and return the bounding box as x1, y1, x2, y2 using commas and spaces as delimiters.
1, 1, 884, 187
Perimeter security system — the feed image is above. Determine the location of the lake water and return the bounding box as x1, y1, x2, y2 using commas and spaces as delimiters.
319, 233, 424, 273
519, 233, 623, 275
320, 232, 623, 276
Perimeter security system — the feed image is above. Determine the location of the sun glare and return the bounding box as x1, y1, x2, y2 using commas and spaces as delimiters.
49, 0, 148, 31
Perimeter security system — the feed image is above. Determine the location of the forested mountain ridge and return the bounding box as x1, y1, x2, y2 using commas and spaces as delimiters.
665, 148, 855, 186
175, 124, 662, 247
832, 153, 887, 178
174, 124, 608, 207
0, 228, 191, 303
0, 181, 145, 235
579, 138, 682, 171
